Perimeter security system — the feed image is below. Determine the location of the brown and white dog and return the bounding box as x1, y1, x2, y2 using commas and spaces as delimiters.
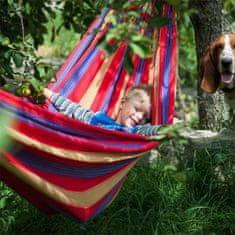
200, 33, 235, 108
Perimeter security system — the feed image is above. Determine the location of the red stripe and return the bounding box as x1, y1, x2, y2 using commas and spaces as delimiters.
15, 121, 156, 154
140, 57, 151, 84
167, 14, 177, 124
157, 23, 168, 124
122, 54, 144, 94
90, 42, 128, 111
69, 50, 105, 102
106, 54, 140, 116
106, 68, 127, 116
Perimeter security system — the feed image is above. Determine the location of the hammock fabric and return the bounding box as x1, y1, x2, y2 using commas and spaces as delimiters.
0, 4, 177, 222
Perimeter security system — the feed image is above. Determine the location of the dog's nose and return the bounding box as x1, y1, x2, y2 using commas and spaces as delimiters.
221, 57, 233, 67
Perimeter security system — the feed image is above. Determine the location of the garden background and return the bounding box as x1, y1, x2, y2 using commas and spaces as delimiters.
0, 0, 234, 234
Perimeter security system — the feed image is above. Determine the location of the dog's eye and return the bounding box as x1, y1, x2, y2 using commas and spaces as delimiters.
216, 44, 223, 49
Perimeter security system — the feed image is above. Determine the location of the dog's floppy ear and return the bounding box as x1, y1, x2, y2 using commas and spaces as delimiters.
199, 41, 220, 93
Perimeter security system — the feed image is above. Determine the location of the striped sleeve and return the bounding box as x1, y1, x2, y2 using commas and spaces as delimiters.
135, 124, 161, 136
51, 93, 94, 123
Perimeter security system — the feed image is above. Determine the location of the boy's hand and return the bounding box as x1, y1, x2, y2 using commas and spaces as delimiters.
43, 88, 55, 100
149, 123, 185, 141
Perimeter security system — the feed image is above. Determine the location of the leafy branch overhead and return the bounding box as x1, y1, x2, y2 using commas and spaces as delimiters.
1, 0, 232, 102
97, 0, 171, 74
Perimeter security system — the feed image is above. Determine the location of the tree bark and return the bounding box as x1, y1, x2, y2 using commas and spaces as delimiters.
189, 0, 233, 131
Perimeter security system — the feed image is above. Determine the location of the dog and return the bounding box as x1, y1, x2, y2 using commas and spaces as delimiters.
200, 33, 235, 108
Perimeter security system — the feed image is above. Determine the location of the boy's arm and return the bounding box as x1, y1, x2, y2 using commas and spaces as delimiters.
44, 88, 94, 123
135, 123, 183, 139
135, 124, 162, 136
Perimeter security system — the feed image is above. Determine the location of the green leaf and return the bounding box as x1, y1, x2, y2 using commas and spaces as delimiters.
35, 63, 54, 81
0, 196, 8, 209
149, 16, 169, 28
131, 34, 152, 44
27, 76, 42, 92
3, 50, 12, 60
1, 37, 10, 46
12, 52, 23, 67
166, 0, 181, 8
105, 32, 119, 42
123, 50, 134, 75
129, 42, 149, 58
163, 164, 177, 172
127, 11, 140, 18
25, 2, 31, 15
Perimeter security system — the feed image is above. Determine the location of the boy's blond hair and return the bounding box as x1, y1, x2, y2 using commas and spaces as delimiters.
125, 84, 151, 101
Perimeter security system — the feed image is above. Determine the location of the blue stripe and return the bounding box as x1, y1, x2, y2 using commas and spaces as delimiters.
162, 7, 173, 124
12, 148, 135, 178
134, 59, 145, 85
63, 48, 100, 97
100, 46, 128, 113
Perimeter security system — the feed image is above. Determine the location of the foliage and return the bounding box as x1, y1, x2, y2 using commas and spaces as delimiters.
0, 0, 105, 103
0, 0, 58, 103
0, 183, 27, 234
0, 0, 182, 100
97, 0, 176, 73
224, 0, 235, 26
40, 12, 80, 58
1, 145, 234, 234
178, 0, 197, 88
61, 0, 105, 35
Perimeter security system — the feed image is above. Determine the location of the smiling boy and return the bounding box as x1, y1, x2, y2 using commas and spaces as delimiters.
43, 85, 162, 136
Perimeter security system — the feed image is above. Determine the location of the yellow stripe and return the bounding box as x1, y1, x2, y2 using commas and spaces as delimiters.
79, 54, 115, 109
111, 72, 131, 119
149, 29, 160, 124
0, 154, 138, 207
8, 128, 148, 163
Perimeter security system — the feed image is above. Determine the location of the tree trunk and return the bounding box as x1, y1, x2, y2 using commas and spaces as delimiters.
189, 0, 233, 131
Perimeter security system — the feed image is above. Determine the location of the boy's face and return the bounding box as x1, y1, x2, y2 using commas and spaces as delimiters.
116, 90, 151, 128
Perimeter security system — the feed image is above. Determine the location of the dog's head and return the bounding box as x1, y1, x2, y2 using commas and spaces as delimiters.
200, 34, 235, 93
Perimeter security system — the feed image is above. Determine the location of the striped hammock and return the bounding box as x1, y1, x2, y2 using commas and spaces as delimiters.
0, 4, 177, 222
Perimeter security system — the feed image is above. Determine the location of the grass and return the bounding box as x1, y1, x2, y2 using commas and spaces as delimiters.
1, 147, 234, 235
